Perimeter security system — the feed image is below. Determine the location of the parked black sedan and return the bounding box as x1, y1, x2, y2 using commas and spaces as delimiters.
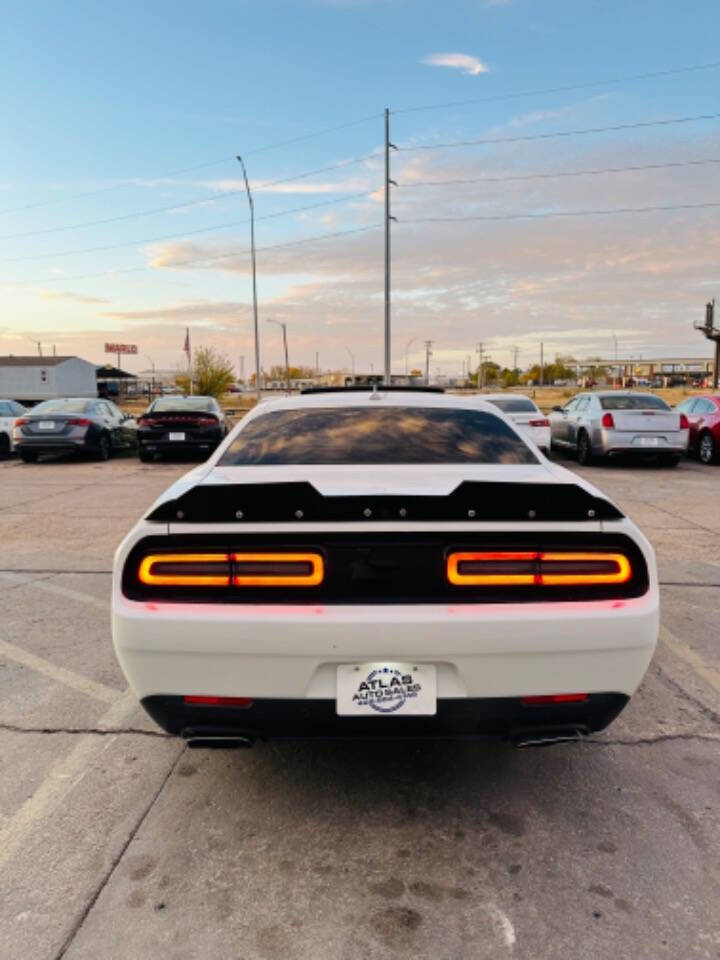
136, 396, 229, 462
14, 398, 136, 462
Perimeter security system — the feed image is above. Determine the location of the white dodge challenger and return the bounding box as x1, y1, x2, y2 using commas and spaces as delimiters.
112, 388, 658, 747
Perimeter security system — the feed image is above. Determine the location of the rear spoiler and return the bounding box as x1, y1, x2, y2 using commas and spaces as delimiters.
146, 481, 624, 524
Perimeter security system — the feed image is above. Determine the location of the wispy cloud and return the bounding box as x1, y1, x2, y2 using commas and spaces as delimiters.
41, 290, 109, 304
423, 52, 489, 76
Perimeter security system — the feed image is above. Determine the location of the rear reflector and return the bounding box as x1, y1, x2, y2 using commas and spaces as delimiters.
184, 695, 253, 707
447, 551, 632, 587
529, 418, 550, 427
138, 552, 324, 588
522, 694, 589, 705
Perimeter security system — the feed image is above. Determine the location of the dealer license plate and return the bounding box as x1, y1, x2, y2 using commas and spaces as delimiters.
634, 436, 661, 447
38, 421, 55, 430
336, 662, 437, 716
168, 432, 185, 441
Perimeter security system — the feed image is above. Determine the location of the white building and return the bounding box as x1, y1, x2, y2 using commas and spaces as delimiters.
0, 356, 98, 403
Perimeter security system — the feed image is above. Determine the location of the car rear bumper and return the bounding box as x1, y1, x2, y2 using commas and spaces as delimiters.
141, 691, 630, 742
593, 428, 688, 456
112, 592, 658, 710
16, 437, 89, 451
138, 429, 223, 451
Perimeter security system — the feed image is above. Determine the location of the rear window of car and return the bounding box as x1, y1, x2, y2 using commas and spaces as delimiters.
151, 397, 214, 412
219, 406, 538, 465
485, 397, 537, 413
32, 399, 92, 414
600, 395, 670, 411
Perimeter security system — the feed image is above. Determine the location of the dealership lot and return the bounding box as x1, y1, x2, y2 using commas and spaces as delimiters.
1, 453, 719, 959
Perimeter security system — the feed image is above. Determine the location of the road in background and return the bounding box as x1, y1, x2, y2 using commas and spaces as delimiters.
0, 452, 719, 959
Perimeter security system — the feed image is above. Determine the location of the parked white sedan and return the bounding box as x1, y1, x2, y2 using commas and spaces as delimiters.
482, 393, 551, 453
0, 399, 27, 458
112, 389, 658, 748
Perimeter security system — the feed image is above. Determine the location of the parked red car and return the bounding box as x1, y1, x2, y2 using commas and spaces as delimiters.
675, 395, 720, 464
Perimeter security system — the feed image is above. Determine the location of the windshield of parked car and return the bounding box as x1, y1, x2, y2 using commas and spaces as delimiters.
484, 397, 538, 413
600, 395, 670, 411
151, 397, 214, 412
219, 406, 538, 465
31, 399, 92, 414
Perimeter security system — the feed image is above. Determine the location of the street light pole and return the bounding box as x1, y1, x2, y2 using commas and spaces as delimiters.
267, 319, 290, 394
384, 108, 397, 386
345, 346, 355, 379
141, 354, 156, 398
236, 155, 261, 402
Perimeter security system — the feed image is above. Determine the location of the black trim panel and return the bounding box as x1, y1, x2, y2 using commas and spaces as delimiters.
146, 480, 624, 524
122, 531, 649, 604
141, 693, 629, 740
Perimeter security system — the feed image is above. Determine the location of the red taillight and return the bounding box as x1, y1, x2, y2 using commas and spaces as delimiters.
601, 412, 614, 428
522, 694, 589, 705
679, 413, 689, 430
14, 417, 28, 426
446, 551, 632, 587
66, 417, 91, 427
138, 552, 325, 588
529, 418, 550, 427
138, 416, 159, 427
195, 416, 219, 427
184, 695, 253, 707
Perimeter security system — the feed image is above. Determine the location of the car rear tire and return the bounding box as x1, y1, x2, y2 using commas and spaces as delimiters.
0, 434, 9, 460
576, 430, 595, 466
19, 448, 38, 463
698, 431, 716, 464
96, 433, 112, 461
139, 448, 154, 463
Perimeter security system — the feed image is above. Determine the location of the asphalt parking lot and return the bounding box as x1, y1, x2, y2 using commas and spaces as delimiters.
1, 451, 719, 960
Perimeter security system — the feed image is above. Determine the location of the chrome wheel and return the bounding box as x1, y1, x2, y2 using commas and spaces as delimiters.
699, 433, 715, 464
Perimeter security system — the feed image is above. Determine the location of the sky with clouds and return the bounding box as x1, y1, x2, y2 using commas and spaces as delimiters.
1, 0, 718, 377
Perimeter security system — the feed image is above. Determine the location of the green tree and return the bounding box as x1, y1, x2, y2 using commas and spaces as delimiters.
176, 347, 235, 398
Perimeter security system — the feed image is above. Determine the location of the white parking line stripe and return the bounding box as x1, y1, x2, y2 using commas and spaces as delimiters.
0, 691, 142, 868
660, 626, 720, 695
0, 571, 108, 612
0, 638, 119, 704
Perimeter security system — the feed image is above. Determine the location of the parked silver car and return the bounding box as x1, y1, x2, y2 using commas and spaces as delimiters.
549, 392, 689, 466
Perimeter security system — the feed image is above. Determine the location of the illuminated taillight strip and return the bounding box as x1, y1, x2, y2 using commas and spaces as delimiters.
137, 552, 325, 588
231, 552, 324, 587
138, 553, 231, 587
447, 551, 632, 586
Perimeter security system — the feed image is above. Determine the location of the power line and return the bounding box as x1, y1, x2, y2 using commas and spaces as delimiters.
401, 200, 720, 225
393, 60, 720, 115
0, 114, 382, 217
0, 151, 381, 241
396, 112, 720, 152
0, 192, 371, 263
397, 157, 720, 188
14, 224, 383, 285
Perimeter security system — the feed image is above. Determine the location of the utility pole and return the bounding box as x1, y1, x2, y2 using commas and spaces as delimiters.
315, 351, 319, 376
384, 108, 397, 386
512, 346, 519, 371
345, 347, 355, 378
539, 342, 545, 387
476, 343, 484, 392
695, 299, 719, 389
28, 338, 42, 357
267, 319, 290, 394
236, 155, 261, 402
239, 355, 245, 383
424, 340, 433, 385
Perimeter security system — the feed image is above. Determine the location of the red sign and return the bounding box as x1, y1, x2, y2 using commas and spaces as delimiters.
105, 343, 138, 355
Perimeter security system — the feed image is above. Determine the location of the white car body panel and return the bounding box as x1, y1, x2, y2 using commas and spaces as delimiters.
111, 391, 659, 740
